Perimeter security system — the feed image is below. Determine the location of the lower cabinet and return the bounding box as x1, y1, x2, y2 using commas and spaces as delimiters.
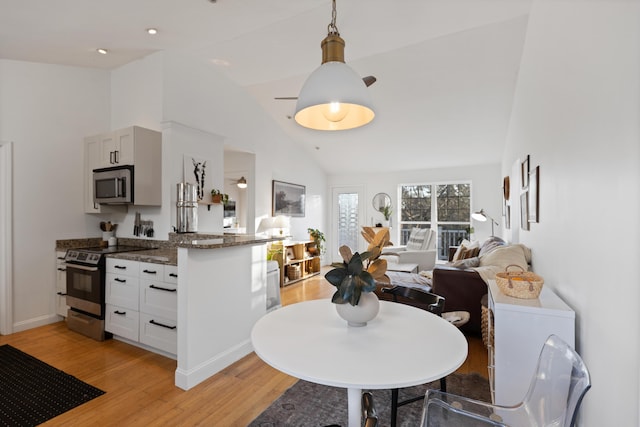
105, 258, 178, 357
55, 251, 68, 317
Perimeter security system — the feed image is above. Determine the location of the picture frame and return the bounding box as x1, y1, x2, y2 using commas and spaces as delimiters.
183, 155, 210, 201
521, 155, 530, 189
520, 192, 529, 230
528, 165, 539, 223
505, 204, 511, 229
272, 180, 306, 217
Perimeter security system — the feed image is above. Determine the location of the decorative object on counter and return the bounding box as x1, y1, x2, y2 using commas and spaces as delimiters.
210, 189, 229, 205
325, 228, 390, 326
495, 265, 544, 299
272, 180, 305, 217
176, 183, 198, 234
100, 221, 117, 247
307, 228, 325, 255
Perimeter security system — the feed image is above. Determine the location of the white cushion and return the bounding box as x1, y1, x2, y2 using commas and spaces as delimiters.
406, 228, 428, 250
479, 244, 529, 271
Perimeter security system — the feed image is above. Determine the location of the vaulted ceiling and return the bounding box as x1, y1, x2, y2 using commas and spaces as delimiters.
0, 0, 532, 174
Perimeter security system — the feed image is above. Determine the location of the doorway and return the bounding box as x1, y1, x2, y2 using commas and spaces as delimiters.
0, 142, 13, 335
331, 186, 365, 264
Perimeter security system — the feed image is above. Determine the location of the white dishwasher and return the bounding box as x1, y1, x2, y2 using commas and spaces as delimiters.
266, 261, 281, 312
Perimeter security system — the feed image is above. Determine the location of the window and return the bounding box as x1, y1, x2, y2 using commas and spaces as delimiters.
399, 183, 471, 260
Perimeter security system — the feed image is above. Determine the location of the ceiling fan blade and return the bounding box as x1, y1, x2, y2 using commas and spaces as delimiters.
274, 76, 377, 100
362, 75, 377, 87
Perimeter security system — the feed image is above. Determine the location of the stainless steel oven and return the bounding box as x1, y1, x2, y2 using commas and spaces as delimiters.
65, 245, 150, 341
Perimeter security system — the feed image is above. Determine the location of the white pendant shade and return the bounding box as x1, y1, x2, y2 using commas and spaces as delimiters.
295, 61, 375, 131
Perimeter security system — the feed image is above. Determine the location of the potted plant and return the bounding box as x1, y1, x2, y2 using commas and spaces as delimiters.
210, 189, 229, 205
307, 228, 325, 255
324, 229, 391, 326
381, 205, 392, 226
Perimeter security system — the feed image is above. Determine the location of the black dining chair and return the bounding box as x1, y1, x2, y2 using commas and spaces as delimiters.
381, 285, 447, 427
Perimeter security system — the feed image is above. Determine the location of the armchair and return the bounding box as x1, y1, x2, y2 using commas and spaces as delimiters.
381, 228, 437, 272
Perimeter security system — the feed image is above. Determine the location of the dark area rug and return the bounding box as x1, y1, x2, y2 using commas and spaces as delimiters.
249, 373, 490, 427
0, 344, 105, 427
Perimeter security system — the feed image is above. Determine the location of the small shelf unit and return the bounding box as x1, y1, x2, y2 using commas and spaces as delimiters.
271, 240, 321, 287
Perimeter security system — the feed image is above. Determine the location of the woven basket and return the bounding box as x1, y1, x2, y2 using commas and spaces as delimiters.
495, 264, 544, 299
287, 265, 301, 281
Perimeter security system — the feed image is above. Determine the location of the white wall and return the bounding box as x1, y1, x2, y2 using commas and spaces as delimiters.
503, 1, 640, 425
328, 163, 502, 253
0, 59, 110, 329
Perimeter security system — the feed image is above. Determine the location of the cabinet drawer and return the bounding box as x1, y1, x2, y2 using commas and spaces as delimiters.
105, 273, 139, 309
139, 262, 164, 280
106, 258, 139, 276
139, 312, 177, 355
105, 303, 139, 341
55, 294, 68, 317
164, 265, 178, 284
139, 279, 177, 321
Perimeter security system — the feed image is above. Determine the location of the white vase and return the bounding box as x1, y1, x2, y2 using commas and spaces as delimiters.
335, 292, 380, 327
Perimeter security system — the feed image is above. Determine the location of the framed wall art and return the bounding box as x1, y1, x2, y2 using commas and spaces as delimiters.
183, 155, 210, 201
272, 180, 306, 217
521, 155, 530, 189
520, 192, 529, 230
528, 165, 539, 223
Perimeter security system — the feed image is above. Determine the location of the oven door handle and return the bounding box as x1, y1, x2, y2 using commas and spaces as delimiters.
67, 264, 99, 272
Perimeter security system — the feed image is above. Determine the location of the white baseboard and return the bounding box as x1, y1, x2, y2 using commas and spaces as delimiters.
174, 339, 253, 390
12, 314, 62, 333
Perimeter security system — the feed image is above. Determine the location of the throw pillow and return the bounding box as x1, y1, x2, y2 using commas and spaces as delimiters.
406, 228, 427, 250
478, 236, 506, 257
450, 257, 480, 269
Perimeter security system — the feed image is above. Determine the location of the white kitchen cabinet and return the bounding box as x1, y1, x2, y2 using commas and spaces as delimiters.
84, 135, 102, 213
99, 127, 134, 167
55, 250, 68, 317
105, 258, 140, 311
105, 258, 177, 357
83, 126, 162, 212
487, 280, 575, 406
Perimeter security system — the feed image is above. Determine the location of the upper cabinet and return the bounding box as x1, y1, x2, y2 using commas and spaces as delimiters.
98, 127, 135, 167
84, 126, 162, 213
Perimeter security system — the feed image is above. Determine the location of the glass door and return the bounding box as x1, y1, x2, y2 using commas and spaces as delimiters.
331, 186, 365, 264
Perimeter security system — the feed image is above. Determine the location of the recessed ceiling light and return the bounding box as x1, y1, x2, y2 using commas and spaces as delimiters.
146, 28, 158, 35
96, 48, 108, 55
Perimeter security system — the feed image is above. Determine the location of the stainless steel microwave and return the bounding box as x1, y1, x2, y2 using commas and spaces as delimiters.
93, 165, 134, 204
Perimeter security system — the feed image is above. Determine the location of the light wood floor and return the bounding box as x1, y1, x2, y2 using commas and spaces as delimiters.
1, 269, 487, 426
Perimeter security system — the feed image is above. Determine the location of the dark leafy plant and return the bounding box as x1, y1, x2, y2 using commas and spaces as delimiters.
325, 228, 391, 306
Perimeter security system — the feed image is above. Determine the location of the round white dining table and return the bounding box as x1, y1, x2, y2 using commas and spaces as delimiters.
251, 298, 468, 427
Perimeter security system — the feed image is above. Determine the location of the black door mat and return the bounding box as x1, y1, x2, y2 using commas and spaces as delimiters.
0, 344, 105, 426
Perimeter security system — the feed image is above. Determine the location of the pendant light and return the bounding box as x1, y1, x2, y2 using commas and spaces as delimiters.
294, 0, 375, 131
237, 177, 247, 189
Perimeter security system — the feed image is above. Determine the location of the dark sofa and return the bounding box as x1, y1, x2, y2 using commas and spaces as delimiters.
431, 265, 488, 335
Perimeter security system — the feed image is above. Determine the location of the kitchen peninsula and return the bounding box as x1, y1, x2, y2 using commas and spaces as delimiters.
170, 232, 284, 390
58, 232, 283, 391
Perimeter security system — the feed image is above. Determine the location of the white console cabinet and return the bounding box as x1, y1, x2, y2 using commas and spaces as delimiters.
487, 280, 575, 406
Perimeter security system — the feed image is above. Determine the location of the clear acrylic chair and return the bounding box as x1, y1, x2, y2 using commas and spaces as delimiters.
420, 334, 591, 427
